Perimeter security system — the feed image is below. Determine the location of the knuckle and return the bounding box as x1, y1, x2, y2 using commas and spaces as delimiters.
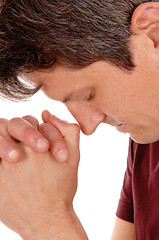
69, 123, 80, 132
23, 115, 39, 125
0, 135, 5, 144
9, 117, 21, 123
0, 118, 8, 125
7, 118, 23, 135
22, 126, 37, 139
23, 115, 37, 120
39, 122, 56, 133
65, 123, 80, 137
39, 122, 48, 129
38, 123, 47, 133
0, 120, 9, 138
51, 139, 66, 152
8, 117, 21, 127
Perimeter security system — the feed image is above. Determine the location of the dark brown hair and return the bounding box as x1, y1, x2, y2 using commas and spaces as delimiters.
0, 0, 158, 101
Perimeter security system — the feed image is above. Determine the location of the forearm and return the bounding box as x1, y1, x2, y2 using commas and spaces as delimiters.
22, 208, 88, 240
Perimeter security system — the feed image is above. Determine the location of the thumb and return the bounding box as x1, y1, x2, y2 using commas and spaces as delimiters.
42, 110, 80, 162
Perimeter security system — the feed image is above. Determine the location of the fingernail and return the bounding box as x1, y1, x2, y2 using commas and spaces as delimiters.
37, 138, 49, 149
57, 150, 69, 162
8, 150, 19, 160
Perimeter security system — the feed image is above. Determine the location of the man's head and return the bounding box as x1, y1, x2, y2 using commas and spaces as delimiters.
1, 0, 159, 144
0, 0, 148, 99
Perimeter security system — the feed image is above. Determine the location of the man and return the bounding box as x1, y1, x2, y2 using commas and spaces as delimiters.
0, 0, 159, 239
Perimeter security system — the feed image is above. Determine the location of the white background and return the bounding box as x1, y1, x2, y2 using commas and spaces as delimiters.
0, 91, 129, 239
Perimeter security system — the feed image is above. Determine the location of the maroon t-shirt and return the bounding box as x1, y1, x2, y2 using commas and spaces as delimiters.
116, 138, 159, 240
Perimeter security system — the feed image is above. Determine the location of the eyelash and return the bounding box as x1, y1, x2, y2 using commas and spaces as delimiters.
87, 92, 95, 102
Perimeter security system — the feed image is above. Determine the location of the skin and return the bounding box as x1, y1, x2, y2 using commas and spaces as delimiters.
21, 1, 159, 145
23, 35, 159, 145
0, 2, 159, 239
2, 2, 159, 164
0, 117, 89, 240
0, 115, 69, 163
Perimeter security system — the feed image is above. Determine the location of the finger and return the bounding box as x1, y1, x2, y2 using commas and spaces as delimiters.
0, 136, 21, 163
47, 115, 80, 168
42, 111, 80, 165
7, 118, 49, 153
45, 113, 80, 155
39, 122, 69, 163
42, 110, 69, 124
0, 118, 10, 140
48, 114, 80, 144
42, 110, 50, 123
22, 115, 39, 129
0, 118, 23, 162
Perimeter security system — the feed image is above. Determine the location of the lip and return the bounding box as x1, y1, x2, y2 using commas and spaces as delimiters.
116, 124, 127, 133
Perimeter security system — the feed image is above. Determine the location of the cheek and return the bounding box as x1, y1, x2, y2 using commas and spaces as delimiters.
98, 86, 130, 112
97, 97, 130, 117
96, 79, 146, 120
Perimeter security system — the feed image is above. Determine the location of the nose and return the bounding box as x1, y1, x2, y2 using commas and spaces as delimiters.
66, 102, 106, 135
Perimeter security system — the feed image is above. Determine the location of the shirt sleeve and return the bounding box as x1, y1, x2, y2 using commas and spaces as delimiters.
116, 138, 134, 223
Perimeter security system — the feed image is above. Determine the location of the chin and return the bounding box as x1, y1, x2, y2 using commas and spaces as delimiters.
130, 132, 159, 144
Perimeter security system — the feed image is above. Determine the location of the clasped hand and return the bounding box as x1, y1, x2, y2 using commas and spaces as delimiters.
0, 110, 80, 239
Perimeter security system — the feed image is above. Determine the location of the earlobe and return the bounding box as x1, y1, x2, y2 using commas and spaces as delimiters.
131, 2, 159, 48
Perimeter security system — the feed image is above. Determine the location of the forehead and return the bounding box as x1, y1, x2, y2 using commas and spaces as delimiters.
22, 60, 113, 85
22, 63, 98, 101
23, 64, 87, 84
21, 60, 133, 101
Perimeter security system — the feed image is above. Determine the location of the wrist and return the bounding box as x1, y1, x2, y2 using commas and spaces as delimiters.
22, 206, 88, 240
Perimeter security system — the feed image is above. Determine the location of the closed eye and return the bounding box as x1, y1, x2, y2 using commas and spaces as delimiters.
63, 97, 71, 103
87, 92, 95, 101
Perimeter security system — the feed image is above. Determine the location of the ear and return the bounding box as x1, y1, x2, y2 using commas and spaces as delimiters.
131, 2, 159, 48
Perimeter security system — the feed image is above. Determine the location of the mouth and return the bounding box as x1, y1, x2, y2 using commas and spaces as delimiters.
102, 115, 128, 133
